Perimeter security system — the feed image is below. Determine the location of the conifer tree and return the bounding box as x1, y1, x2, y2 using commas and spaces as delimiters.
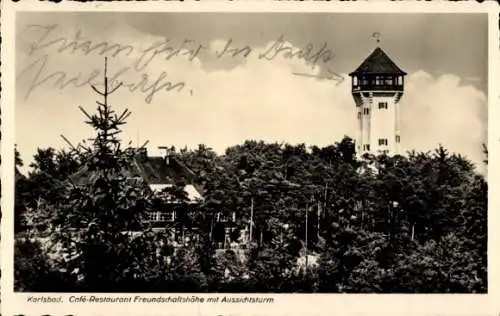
51, 58, 154, 291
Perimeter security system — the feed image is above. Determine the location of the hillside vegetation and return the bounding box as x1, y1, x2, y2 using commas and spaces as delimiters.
13, 65, 487, 293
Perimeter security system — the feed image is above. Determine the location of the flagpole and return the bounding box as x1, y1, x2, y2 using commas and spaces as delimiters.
305, 203, 308, 274
317, 200, 320, 239
324, 183, 328, 225
249, 197, 254, 243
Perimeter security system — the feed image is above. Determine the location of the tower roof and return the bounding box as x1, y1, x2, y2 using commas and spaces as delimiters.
349, 47, 407, 76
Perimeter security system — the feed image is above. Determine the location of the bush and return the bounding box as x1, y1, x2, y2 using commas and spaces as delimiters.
14, 238, 72, 291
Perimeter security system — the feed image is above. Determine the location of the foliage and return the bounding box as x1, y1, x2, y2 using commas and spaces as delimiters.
14, 238, 68, 291
13, 63, 487, 293
15, 135, 488, 292
15, 60, 155, 291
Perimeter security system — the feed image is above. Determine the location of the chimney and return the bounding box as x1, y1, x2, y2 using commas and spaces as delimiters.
158, 146, 171, 165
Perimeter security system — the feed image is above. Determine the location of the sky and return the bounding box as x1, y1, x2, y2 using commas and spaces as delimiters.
15, 12, 488, 173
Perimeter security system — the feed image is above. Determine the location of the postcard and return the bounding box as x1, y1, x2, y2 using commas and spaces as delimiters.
1, 1, 499, 316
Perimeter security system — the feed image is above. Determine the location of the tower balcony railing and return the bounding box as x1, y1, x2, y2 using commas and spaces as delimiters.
352, 84, 404, 93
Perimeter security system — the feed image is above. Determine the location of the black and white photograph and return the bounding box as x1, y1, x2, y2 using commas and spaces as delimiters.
11, 11, 488, 294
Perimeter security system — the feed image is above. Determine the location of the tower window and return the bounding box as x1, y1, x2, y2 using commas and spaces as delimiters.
378, 138, 388, 146
357, 112, 361, 119
396, 135, 401, 143
363, 144, 370, 151
363, 108, 370, 115
378, 102, 388, 109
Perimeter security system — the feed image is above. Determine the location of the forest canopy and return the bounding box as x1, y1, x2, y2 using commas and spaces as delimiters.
14, 137, 487, 293
13, 61, 487, 293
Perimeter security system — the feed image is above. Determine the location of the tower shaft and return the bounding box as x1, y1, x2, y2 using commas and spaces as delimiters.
353, 91, 403, 155
349, 47, 406, 156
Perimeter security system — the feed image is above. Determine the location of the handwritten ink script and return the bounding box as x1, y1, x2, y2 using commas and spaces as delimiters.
18, 24, 343, 104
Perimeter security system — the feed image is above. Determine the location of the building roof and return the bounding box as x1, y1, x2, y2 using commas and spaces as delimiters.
132, 154, 196, 185
70, 149, 203, 202
349, 47, 407, 77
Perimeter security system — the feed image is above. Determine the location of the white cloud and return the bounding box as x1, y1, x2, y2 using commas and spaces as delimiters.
16, 33, 487, 174
400, 70, 486, 170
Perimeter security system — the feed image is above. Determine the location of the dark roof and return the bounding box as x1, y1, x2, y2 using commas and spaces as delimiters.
71, 153, 197, 188
131, 155, 196, 185
349, 47, 407, 76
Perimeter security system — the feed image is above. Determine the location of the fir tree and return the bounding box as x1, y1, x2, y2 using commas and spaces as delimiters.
50, 58, 154, 291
